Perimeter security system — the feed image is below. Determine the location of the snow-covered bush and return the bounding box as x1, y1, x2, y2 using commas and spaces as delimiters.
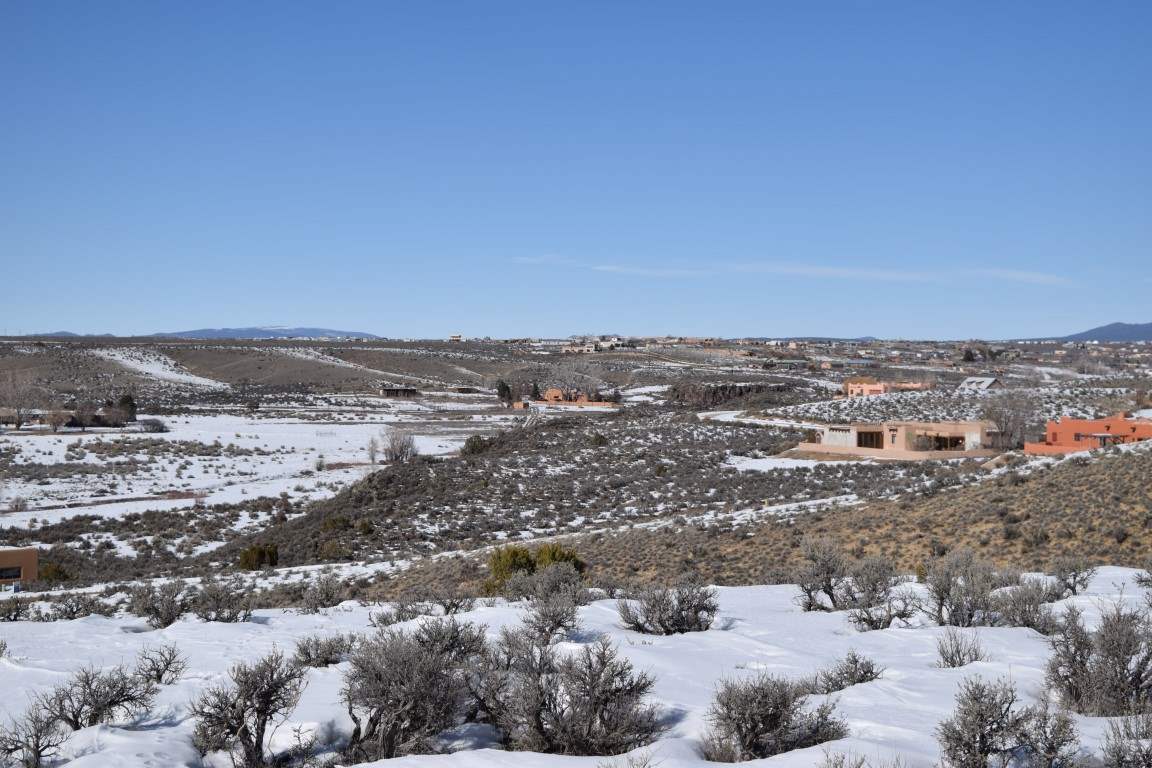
936, 676, 1078, 768
0, 597, 34, 622
190, 650, 306, 768
43, 592, 115, 621
135, 644, 187, 685
0, 703, 67, 768
1051, 556, 1096, 598
38, 665, 158, 730
935, 628, 987, 668
524, 589, 581, 642
926, 549, 1002, 627
505, 561, 589, 604
617, 580, 719, 635
1102, 713, 1152, 767
297, 574, 344, 614
368, 594, 435, 627
845, 556, 920, 631
292, 633, 357, 668
794, 537, 851, 612
191, 576, 253, 623
701, 673, 846, 761
342, 620, 482, 761
470, 628, 664, 755
809, 650, 884, 694
1047, 603, 1152, 716
993, 578, 1058, 633
129, 580, 187, 628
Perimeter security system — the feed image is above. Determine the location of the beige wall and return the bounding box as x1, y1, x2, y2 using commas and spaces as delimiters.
0, 548, 38, 585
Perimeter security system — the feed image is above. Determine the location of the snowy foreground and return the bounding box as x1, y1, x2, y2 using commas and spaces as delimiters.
1, 568, 1145, 767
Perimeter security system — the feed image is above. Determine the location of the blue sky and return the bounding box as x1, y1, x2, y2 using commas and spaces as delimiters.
2, 2, 1149, 339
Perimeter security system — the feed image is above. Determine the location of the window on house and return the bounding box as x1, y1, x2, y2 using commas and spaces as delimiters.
0, 567, 22, 580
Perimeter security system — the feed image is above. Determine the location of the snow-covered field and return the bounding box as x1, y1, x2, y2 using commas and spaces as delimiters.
1, 568, 1144, 767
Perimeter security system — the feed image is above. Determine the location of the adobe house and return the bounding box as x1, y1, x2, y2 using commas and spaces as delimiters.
799, 420, 998, 460
512, 387, 618, 409
0, 547, 38, 587
1024, 414, 1152, 455
843, 378, 934, 398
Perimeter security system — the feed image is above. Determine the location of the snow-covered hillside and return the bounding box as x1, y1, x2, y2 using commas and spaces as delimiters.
1, 568, 1144, 767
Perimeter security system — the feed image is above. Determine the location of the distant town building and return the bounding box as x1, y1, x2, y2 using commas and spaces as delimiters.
957, 376, 1004, 391
843, 378, 933, 398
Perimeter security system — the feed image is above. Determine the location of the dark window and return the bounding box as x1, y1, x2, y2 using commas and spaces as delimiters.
0, 566, 22, 580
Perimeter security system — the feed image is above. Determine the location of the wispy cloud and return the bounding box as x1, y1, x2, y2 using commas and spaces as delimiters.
515, 256, 1068, 286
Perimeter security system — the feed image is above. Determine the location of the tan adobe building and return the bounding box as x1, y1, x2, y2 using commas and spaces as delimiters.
0, 547, 38, 586
799, 420, 998, 460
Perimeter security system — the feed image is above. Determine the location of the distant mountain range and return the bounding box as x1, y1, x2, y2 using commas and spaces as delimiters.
1057, 322, 1152, 342
152, 326, 381, 340
33, 327, 381, 340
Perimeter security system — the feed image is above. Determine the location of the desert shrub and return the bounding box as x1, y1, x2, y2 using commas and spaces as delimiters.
993, 578, 1058, 634
297, 574, 344, 614
460, 434, 494, 456
293, 633, 357, 668
936, 628, 987, 668
426, 588, 475, 615
819, 754, 907, 768
137, 418, 169, 433
470, 628, 663, 755
936, 676, 1078, 768
0, 703, 67, 768
486, 545, 537, 593
844, 555, 920, 631
1051, 555, 1096, 598
238, 544, 279, 571
926, 549, 1000, 627
368, 594, 436, 627
129, 580, 187, 629
135, 644, 188, 685
1047, 602, 1152, 716
505, 561, 588, 602
617, 580, 719, 635
794, 537, 851, 612
809, 650, 884, 694
0, 639, 6, 659
523, 589, 581, 642
0, 597, 34, 622
43, 592, 115, 621
38, 665, 158, 730
486, 544, 585, 594
701, 673, 847, 761
341, 620, 484, 761
1102, 713, 1152, 767
190, 650, 306, 768
383, 430, 418, 464
191, 576, 254, 623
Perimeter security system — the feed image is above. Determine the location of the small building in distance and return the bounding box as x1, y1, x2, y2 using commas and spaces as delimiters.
957, 376, 1004, 391
512, 387, 619, 409
1024, 414, 1152, 455
799, 420, 998, 460
379, 386, 419, 398
843, 378, 933, 398
0, 547, 38, 588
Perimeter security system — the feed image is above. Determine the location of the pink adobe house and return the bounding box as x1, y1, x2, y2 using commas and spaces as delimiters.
843, 378, 933, 397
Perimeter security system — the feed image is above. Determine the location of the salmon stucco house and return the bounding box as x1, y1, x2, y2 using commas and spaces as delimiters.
1025, 414, 1152, 455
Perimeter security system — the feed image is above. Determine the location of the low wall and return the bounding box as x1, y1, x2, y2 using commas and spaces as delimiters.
797, 442, 997, 461
1023, 442, 1085, 456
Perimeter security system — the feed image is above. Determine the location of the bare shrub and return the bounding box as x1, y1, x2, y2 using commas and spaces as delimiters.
794, 537, 850, 612
293, 633, 357, 668
137, 418, 169, 433
297, 574, 344, 614
1047, 602, 1152, 716
935, 628, 987, 668
38, 665, 158, 729
0, 703, 67, 768
926, 549, 1000, 627
368, 594, 435, 627
191, 576, 254, 623
471, 628, 664, 755
341, 621, 480, 761
43, 592, 115, 621
0, 639, 6, 659
1102, 713, 1152, 767
426, 588, 475, 615
383, 430, 417, 464
0, 597, 34, 623
701, 673, 846, 761
845, 555, 920, 631
190, 650, 306, 768
819, 754, 907, 768
524, 590, 581, 642
504, 561, 588, 604
129, 580, 187, 629
617, 580, 718, 635
993, 578, 1058, 634
135, 644, 188, 685
1051, 555, 1096, 598
936, 676, 1078, 768
809, 650, 884, 694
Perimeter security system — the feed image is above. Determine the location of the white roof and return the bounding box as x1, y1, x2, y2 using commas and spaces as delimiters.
958, 376, 1000, 390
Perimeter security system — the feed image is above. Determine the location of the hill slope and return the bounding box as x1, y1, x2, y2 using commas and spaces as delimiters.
1061, 321, 1152, 342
